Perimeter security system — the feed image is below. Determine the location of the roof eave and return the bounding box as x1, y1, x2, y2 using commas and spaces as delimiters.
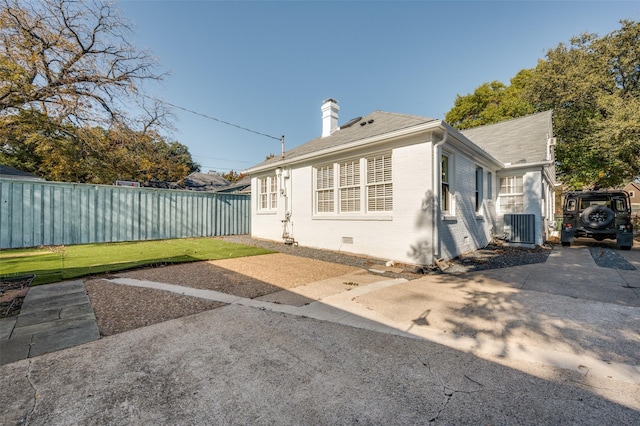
245, 120, 444, 174
502, 160, 554, 169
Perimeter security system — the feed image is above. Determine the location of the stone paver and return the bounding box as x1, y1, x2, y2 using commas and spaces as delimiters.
0, 280, 99, 365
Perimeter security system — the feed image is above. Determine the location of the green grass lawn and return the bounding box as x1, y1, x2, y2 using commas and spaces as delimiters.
0, 238, 273, 285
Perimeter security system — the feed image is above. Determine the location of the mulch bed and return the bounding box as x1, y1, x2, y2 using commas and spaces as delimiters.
0, 275, 35, 319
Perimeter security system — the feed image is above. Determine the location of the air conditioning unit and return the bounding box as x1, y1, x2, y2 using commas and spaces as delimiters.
504, 214, 536, 244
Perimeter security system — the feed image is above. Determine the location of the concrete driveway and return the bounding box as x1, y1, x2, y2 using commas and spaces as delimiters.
1, 243, 639, 424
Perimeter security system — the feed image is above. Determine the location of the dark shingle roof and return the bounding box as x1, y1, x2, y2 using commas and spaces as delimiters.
460, 111, 553, 164
249, 111, 437, 170
0, 164, 44, 180
145, 172, 232, 191
216, 175, 251, 193
183, 172, 230, 191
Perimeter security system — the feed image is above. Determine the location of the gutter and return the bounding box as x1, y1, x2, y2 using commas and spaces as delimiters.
501, 160, 554, 169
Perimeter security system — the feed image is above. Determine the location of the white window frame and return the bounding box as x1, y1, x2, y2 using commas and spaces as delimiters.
313, 153, 393, 218
339, 159, 361, 213
315, 164, 335, 214
475, 166, 483, 213
487, 171, 493, 199
499, 175, 524, 214
269, 176, 278, 209
441, 153, 453, 215
366, 153, 393, 212
257, 175, 278, 213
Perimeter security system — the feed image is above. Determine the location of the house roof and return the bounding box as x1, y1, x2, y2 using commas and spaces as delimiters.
247, 111, 438, 172
216, 175, 251, 193
182, 172, 231, 191
146, 172, 231, 191
623, 182, 640, 193
460, 110, 553, 165
0, 164, 45, 181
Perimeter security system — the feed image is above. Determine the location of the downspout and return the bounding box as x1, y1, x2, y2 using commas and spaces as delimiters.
431, 129, 448, 263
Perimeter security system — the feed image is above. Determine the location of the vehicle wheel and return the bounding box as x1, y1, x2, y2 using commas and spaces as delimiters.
580, 205, 615, 229
620, 245, 631, 250
561, 242, 570, 247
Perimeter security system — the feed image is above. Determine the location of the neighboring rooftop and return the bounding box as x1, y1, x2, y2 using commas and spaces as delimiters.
0, 164, 45, 181
461, 110, 554, 165
216, 175, 251, 194
182, 172, 231, 191
145, 172, 231, 192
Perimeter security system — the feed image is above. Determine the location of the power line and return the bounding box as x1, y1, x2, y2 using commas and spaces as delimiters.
144, 95, 282, 141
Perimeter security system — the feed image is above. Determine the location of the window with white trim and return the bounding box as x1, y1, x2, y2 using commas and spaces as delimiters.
487, 172, 493, 199
339, 160, 360, 212
441, 154, 451, 213
314, 153, 393, 216
315, 165, 334, 213
270, 176, 278, 209
499, 175, 524, 213
367, 154, 392, 211
258, 176, 277, 212
475, 167, 483, 212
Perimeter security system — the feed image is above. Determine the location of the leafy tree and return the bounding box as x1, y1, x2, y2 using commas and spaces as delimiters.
445, 20, 640, 189
0, 0, 163, 126
525, 20, 640, 189
220, 170, 246, 183
0, 111, 199, 184
445, 70, 534, 129
0, 0, 200, 184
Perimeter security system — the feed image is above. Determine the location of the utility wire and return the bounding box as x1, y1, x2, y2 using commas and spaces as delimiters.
144, 95, 282, 141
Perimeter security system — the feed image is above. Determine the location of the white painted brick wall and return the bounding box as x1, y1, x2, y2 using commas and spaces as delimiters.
438, 152, 493, 260
252, 137, 499, 266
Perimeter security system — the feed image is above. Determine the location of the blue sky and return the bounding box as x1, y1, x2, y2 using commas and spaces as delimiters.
118, 1, 640, 174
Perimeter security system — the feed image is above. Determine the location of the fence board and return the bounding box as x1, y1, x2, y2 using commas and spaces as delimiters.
0, 179, 251, 249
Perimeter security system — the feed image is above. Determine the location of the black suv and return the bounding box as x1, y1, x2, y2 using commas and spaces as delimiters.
561, 191, 634, 249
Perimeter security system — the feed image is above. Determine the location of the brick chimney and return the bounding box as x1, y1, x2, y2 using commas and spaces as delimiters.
321, 98, 339, 137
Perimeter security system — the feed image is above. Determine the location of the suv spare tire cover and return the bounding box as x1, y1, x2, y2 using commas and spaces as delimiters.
581, 205, 615, 229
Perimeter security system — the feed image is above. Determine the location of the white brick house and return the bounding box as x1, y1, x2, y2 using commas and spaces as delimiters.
245, 99, 555, 266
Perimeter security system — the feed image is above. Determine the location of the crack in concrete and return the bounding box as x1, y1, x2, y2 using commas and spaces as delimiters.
519, 272, 531, 289
404, 342, 510, 423
26, 334, 34, 359
22, 359, 38, 425
404, 344, 454, 423
616, 268, 640, 291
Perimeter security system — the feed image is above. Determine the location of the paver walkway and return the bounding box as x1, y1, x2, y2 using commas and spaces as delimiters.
0, 280, 100, 365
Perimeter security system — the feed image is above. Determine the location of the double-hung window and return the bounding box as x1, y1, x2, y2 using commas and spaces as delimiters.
314, 153, 393, 216
367, 154, 392, 212
499, 175, 524, 213
441, 154, 451, 213
339, 160, 360, 213
475, 167, 483, 212
316, 165, 334, 213
258, 177, 269, 210
269, 176, 278, 209
487, 172, 493, 199
258, 176, 277, 212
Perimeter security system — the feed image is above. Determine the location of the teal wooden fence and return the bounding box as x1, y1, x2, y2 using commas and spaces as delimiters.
0, 179, 251, 249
